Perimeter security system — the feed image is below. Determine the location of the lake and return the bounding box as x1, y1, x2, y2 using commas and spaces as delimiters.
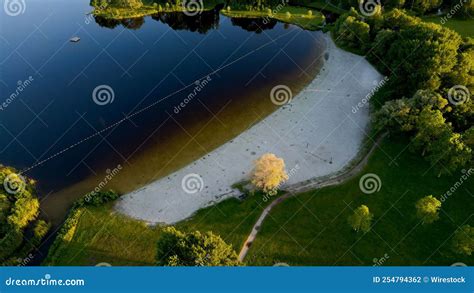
0, 0, 326, 223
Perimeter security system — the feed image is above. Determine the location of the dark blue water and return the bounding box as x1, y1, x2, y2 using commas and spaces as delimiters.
0, 0, 324, 194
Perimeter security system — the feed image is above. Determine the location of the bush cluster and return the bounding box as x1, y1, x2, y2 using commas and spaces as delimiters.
0, 166, 47, 265
333, 9, 473, 176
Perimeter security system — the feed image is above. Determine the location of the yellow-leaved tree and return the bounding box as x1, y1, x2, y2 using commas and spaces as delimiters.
251, 153, 288, 194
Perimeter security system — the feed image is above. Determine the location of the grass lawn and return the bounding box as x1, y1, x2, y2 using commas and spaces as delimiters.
221, 7, 325, 30
295, 0, 346, 14
44, 205, 161, 266
44, 192, 269, 265
44, 136, 473, 266
421, 16, 474, 37
245, 137, 474, 266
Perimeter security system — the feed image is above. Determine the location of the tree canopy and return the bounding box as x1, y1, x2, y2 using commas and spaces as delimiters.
415, 195, 442, 224
251, 153, 289, 194
348, 205, 373, 233
0, 166, 47, 265
451, 225, 474, 256
156, 227, 241, 266
334, 9, 473, 176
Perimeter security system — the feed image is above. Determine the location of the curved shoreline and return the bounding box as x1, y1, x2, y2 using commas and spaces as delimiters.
39, 26, 324, 226
237, 133, 387, 261
115, 33, 383, 224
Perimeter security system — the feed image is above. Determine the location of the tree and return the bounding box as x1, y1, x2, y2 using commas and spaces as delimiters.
406, 0, 442, 14
348, 205, 373, 233
411, 107, 449, 156
460, 0, 474, 18
415, 195, 441, 224
156, 227, 240, 266
464, 127, 474, 148
374, 89, 450, 134
0, 166, 41, 264
367, 13, 462, 98
385, 0, 405, 8
374, 97, 418, 133
251, 153, 288, 194
333, 9, 370, 53
112, 0, 143, 9
451, 225, 473, 256
426, 130, 472, 177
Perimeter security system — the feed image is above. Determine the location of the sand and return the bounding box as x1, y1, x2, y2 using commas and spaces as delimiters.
115, 34, 383, 224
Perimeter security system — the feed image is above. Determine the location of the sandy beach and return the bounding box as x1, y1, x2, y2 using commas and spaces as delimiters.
115, 34, 383, 224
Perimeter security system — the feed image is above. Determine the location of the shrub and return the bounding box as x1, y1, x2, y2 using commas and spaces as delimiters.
333, 9, 370, 53
451, 225, 473, 256
76, 190, 120, 207
43, 209, 83, 265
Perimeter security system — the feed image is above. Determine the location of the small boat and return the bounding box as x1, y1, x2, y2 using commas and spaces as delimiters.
70, 37, 80, 43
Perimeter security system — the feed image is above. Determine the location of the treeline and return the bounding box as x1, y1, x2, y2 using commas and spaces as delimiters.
91, 0, 224, 9
0, 166, 49, 266
224, 0, 473, 16
294, 0, 473, 15
90, 0, 473, 17
333, 8, 473, 176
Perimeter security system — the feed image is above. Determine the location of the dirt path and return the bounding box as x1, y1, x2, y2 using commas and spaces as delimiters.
238, 134, 386, 262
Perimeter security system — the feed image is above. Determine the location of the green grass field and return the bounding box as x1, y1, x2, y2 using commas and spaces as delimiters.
221, 7, 325, 30
246, 137, 474, 266
44, 191, 269, 265
45, 206, 161, 266
45, 136, 473, 266
421, 16, 474, 37
295, 0, 346, 14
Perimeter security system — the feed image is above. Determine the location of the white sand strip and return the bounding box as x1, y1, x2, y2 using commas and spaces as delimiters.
115, 34, 383, 224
